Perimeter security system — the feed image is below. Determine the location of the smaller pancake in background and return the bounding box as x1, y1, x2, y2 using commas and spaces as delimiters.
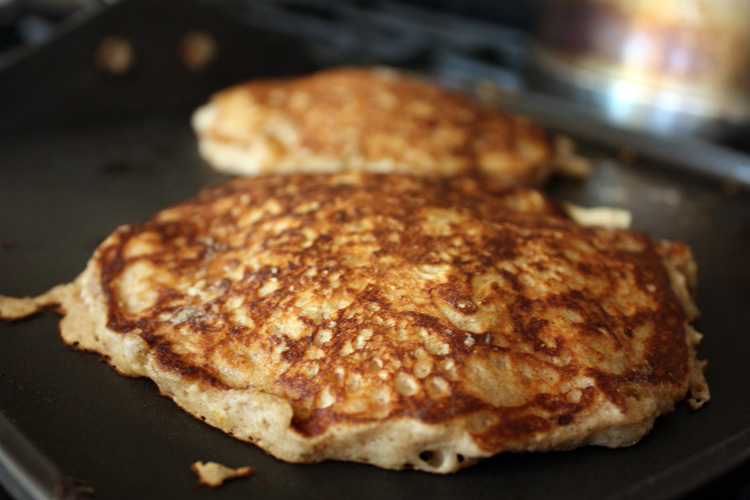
192, 67, 554, 184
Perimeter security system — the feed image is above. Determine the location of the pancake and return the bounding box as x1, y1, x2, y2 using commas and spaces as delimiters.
192, 67, 554, 183
0, 173, 709, 473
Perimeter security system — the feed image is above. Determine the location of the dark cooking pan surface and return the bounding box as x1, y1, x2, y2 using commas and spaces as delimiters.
1, 2, 750, 499
6, 115, 750, 500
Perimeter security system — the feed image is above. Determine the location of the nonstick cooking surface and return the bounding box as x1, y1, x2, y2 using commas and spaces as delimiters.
1, 2, 750, 500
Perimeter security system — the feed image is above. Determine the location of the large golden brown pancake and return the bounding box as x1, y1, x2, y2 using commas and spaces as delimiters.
0, 173, 708, 473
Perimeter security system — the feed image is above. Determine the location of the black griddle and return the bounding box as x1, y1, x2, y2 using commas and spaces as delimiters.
1, 1, 750, 499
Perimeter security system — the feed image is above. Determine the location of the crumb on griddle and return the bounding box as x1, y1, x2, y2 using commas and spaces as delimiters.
191, 461, 254, 488
552, 135, 593, 179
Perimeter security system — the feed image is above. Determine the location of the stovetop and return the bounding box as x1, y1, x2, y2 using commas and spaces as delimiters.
3, 0, 749, 154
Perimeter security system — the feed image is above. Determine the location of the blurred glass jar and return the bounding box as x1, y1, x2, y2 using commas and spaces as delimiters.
530, 0, 750, 137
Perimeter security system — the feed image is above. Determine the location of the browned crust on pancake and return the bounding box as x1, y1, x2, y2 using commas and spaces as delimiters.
0, 173, 708, 473
100, 174, 704, 438
192, 67, 553, 183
